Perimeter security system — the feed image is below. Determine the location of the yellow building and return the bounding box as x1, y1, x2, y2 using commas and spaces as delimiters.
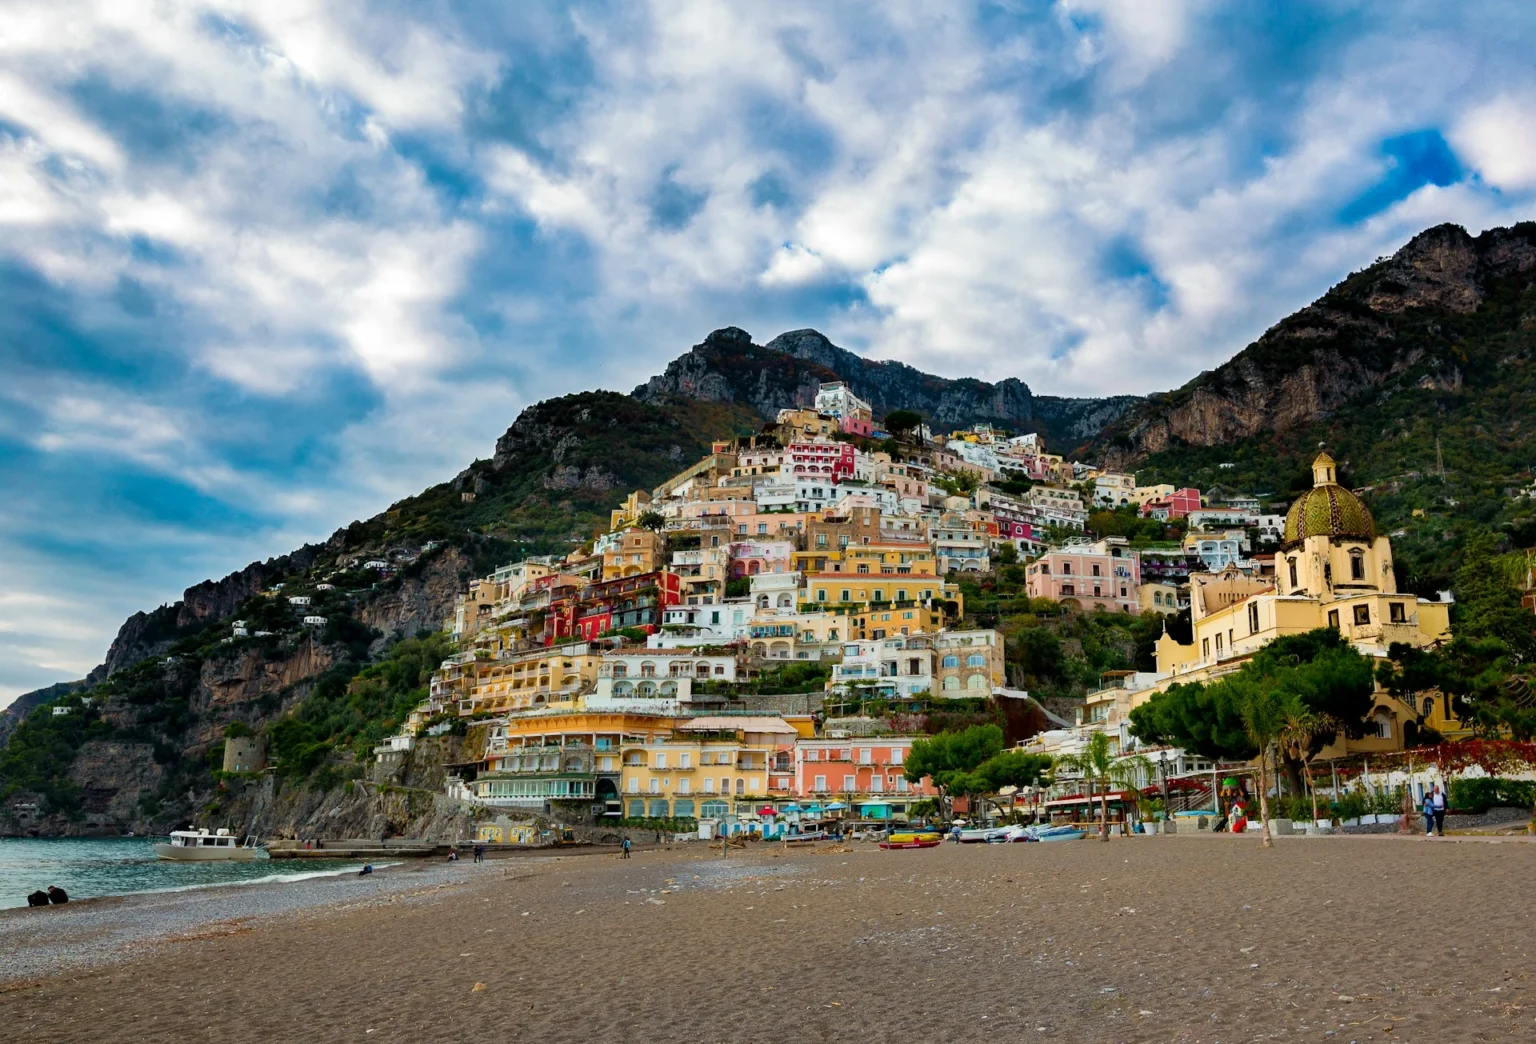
619, 717, 799, 819
803, 571, 951, 610
602, 527, 664, 580
776, 408, 838, 443
1150, 453, 1453, 752
463, 642, 606, 715
472, 709, 679, 808
850, 602, 946, 640
1138, 581, 1185, 615
610, 490, 653, 531
793, 542, 937, 576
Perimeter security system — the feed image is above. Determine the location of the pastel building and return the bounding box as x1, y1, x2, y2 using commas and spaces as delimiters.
1025, 539, 1141, 614
793, 737, 936, 807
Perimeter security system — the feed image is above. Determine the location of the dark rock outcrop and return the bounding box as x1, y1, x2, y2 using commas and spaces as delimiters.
636, 326, 1140, 446
1096, 222, 1536, 465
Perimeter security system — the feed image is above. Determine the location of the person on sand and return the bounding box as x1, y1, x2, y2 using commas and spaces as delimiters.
473, 843, 485, 863
47, 885, 68, 904
447, 848, 458, 862
358, 864, 373, 876
1422, 789, 1436, 838
1431, 783, 1447, 836
27, 890, 50, 907
621, 837, 631, 859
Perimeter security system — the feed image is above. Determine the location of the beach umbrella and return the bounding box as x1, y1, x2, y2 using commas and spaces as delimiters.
759, 806, 776, 816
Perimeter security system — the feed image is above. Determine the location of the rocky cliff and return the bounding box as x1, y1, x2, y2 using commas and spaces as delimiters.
635, 326, 1141, 445
1096, 223, 1536, 466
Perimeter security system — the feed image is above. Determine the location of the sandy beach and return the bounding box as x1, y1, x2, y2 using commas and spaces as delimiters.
3, 834, 1534, 1043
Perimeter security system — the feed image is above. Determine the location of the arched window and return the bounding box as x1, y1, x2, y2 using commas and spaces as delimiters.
734, 778, 745, 795
637, 682, 656, 697
1287, 557, 1298, 590
966, 674, 987, 691
701, 799, 729, 818
613, 681, 632, 696
942, 676, 960, 691
648, 799, 669, 817
941, 654, 959, 668
966, 653, 986, 667
640, 661, 656, 678
1350, 551, 1366, 581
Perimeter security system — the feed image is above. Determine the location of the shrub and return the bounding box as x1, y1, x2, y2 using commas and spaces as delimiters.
1448, 777, 1536, 814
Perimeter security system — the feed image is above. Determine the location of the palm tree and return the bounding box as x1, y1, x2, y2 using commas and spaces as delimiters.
1279, 703, 1342, 827
1236, 682, 1291, 848
1055, 731, 1153, 842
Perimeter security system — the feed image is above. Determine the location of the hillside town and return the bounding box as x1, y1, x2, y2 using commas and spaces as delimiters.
360, 381, 1466, 841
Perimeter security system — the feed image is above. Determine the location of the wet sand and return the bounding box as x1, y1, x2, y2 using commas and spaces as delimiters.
4, 834, 1534, 1043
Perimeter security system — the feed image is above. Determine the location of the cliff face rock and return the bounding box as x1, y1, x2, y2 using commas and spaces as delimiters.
1098, 222, 1536, 466
356, 548, 470, 643
636, 326, 1140, 446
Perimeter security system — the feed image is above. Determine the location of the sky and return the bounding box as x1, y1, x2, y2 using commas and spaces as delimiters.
4, 0, 1536, 707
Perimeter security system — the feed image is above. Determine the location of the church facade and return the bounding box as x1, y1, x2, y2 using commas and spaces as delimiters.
1148, 453, 1459, 753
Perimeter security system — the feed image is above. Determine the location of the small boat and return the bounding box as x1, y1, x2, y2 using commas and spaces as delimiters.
984, 825, 1030, 843
878, 831, 943, 850
782, 830, 827, 844
1027, 826, 1087, 842
155, 828, 266, 861
955, 827, 996, 844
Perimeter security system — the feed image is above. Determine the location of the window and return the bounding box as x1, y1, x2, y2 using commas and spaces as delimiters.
1327, 610, 1340, 629
649, 778, 660, 794
1091, 563, 1101, 576
703, 777, 715, 793
814, 774, 827, 792
701, 799, 729, 818
897, 589, 908, 602
678, 778, 691, 795
1353, 604, 1370, 625
967, 674, 986, 690
1350, 552, 1365, 581
674, 799, 695, 817
649, 799, 669, 817
1202, 638, 1210, 657
1062, 562, 1072, 574
628, 799, 645, 818
942, 675, 960, 691
1215, 632, 1223, 654
1249, 601, 1260, 634
841, 590, 851, 602
941, 654, 959, 668
859, 748, 873, 764
1061, 584, 1074, 595
817, 589, 827, 602
966, 653, 986, 667
843, 775, 856, 791
627, 777, 639, 793
720, 778, 730, 793
679, 752, 690, 768
1288, 558, 1298, 589
1389, 602, 1406, 623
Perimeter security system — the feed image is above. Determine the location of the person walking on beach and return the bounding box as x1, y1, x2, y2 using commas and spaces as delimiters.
621, 837, 631, 859
1431, 783, 1448, 836
473, 843, 485, 863
1422, 789, 1436, 838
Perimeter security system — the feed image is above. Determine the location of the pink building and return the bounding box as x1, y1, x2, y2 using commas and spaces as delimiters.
839, 415, 874, 437
728, 540, 795, 577
1024, 539, 1141, 614
1140, 487, 1202, 520
789, 737, 936, 803
788, 441, 855, 479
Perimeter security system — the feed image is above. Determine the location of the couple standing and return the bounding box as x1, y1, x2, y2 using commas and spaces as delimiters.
1421, 784, 1447, 837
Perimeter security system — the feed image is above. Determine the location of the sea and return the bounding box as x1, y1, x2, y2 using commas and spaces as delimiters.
0, 837, 372, 910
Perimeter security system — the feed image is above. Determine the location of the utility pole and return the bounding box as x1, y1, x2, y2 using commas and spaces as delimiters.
1435, 436, 1445, 479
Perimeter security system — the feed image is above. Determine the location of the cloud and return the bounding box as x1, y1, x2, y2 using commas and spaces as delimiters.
5, 0, 1536, 706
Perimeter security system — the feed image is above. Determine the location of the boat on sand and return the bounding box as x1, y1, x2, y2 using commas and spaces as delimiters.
878, 830, 942, 850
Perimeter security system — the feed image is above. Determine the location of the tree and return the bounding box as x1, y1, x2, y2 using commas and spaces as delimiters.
635, 510, 665, 531
1235, 678, 1291, 848
903, 724, 1005, 814
884, 409, 922, 437
1053, 731, 1152, 842
1278, 703, 1341, 825
994, 541, 1019, 566
976, 749, 1053, 792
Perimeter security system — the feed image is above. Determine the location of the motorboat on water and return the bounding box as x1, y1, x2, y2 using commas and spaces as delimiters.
154, 828, 267, 861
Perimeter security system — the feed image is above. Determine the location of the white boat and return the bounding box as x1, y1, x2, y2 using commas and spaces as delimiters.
154, 828, 266, 861
956, 827, 996, 843
984, 825, 1030, 843
781, 829, 827, 844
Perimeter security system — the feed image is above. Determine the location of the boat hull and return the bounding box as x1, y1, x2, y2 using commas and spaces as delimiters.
1035, 829, 1086, 842
879, 839, 941, 849
154, 843, 263, 861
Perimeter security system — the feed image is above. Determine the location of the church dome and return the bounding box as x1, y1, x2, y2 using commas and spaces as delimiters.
1282, 453, 1375, 548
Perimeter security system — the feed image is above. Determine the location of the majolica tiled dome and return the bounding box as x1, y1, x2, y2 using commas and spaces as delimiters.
1282, 453, 1375, 548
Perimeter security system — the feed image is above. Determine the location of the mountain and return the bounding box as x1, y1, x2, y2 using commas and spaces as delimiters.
635, 326, 1140, 444
8, 221, 1536, 836
1097, 223, 1536, 464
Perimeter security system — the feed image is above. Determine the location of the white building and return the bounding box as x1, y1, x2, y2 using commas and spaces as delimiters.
829, 635, 935, 699
589, 651, 741, 713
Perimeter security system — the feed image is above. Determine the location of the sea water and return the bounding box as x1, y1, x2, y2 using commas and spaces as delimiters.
0, 837, 372, 910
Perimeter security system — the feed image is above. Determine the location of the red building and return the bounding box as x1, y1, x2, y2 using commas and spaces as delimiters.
1140, 487, 1202, 521
556, 571, 683, 642
788, 441, 855, 479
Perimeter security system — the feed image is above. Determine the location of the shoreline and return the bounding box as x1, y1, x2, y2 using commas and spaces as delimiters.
6, 835, 1536, 1042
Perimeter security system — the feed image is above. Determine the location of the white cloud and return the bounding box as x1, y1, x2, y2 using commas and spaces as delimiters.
1451, 93, 1536, 192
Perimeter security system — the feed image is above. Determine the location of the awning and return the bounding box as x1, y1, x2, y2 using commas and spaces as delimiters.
759, 806, 776, 816
824, 802, 847, 810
